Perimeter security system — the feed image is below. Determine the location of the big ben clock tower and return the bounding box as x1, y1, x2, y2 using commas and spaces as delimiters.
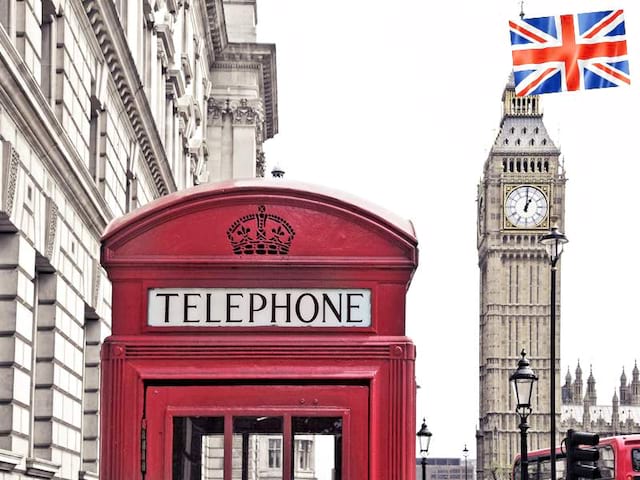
476, 74, 566, 480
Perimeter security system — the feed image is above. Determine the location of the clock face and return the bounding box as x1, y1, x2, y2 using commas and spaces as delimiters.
505, 186, 548, 228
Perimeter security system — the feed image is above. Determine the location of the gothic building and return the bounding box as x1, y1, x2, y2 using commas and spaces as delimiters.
0, 0, 276, 478
561, 363, 640, 436
476, 75, 566, 480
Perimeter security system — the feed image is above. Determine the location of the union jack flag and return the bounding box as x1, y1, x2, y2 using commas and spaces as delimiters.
510, 10, 630, 96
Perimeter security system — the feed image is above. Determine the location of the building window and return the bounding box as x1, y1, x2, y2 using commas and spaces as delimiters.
268, 438, 282, 468
296, 439, 313, 471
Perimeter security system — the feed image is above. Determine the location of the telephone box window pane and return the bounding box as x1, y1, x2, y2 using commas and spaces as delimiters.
292, 417, 342, 480
633, 448, 640, 471
172, 416, 224, 480
233, 416, 283, 479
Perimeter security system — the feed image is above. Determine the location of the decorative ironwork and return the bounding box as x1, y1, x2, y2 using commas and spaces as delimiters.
227, 205, 295, 255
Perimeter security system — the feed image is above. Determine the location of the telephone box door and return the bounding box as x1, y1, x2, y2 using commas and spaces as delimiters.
145, 385, 369, 479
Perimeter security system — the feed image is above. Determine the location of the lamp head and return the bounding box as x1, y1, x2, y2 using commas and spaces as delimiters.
539, 226, 568, 265
416, 418, 432, 456
510, 349, 538, 414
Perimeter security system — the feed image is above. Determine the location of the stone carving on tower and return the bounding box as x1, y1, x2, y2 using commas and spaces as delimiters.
476, 74, 566, 480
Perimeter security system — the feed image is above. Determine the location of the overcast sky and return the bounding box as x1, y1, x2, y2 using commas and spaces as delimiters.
256, 0, 640, 458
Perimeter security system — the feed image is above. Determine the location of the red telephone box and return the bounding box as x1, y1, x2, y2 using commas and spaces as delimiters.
100, 180, 418, 479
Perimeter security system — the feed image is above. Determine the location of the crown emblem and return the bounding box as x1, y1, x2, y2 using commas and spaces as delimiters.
227, 205, 295, 255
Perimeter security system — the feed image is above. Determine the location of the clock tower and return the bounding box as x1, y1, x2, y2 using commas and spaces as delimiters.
476, 75, 566, 480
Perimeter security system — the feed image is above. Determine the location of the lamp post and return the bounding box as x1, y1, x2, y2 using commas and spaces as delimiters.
463, 444, 469, 480
540, 226, 568, 480
510, 349, 538, 480
416, 418, 432, 480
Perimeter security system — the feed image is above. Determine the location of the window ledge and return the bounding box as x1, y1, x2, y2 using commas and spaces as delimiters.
0, 448, 22, 471
25, 457, 60, 478
79, 471, 99, 480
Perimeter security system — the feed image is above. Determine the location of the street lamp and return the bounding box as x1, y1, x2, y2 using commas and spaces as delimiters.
416, 418, 432, 480
510, 349, 538, 480
463, 444, 469, 480
540, 226, 568, 480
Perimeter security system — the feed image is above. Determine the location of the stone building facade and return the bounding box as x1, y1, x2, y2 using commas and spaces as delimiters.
476, 75, 566, 480
561, 363, 640, 436
0, 0, 276, 478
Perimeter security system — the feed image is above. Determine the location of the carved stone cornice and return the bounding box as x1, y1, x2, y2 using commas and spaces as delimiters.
26, 457, 60, 478
44, 196, 58, 258
206, 98, 261, 128
1, 140, 18, 216
181, 53, 192, 82
154, 20, 175, 66
205, 0, 228, 55
213, 43, 278, 138
83, 0, 176, 196
193, 98, 202, 125
166, 0, 179, 14
232, 98, 257, 125
0, 448, 21, 471
166, 69, 186, 99
0, 30, 110, 235
206, 97, 225, 120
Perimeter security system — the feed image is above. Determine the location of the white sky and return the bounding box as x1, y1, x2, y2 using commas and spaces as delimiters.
256, 0, 640, 459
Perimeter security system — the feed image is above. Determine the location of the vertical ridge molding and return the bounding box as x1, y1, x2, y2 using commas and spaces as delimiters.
83, 0, 176, 197
389, 343, 416, 479
100, 342, 141, 479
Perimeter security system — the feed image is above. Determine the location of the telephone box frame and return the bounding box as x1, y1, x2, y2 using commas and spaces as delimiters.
100, 180, 419, 479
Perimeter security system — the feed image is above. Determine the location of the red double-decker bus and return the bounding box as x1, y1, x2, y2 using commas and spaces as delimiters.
513, 434, 640, 480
